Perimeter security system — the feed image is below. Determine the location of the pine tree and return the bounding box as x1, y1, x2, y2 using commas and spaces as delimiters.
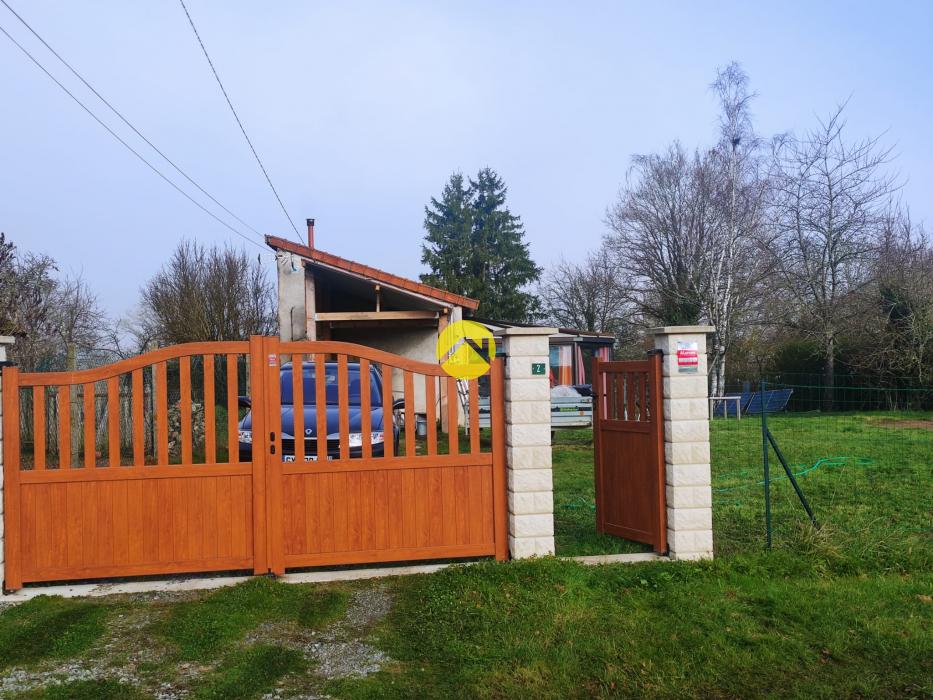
421, 168, 541, 322
421, 172, 473, 295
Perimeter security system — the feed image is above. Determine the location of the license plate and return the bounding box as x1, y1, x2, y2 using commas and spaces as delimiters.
282, 454, 334, 463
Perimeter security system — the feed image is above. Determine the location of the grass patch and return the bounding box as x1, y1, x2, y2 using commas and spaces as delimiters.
709, 411, 933, 571
161, 577, 347, 660
331, 557, 933, 699
193, 644, 304, 700
0, 596, 108, 670
7, 411, 931, 698
552, 413, 933, 568
13, 679, 149, 699
551, 430, 651, 556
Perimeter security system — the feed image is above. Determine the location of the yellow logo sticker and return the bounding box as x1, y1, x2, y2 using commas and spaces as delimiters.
436, 320, 496, 380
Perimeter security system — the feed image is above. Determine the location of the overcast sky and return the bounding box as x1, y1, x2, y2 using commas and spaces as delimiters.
3, 1, 931, 316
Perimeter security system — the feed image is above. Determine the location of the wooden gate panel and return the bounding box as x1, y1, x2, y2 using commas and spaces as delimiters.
17, 472, 253, 581
265, 339, 507, 572
593, 354, 667, 553
3, 342, 261, 589
3, 337, 507, 591
280, 461, 497, 567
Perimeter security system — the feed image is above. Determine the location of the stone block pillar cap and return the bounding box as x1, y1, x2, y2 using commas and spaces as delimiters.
649, 325, 715, 335
492, 326, 558, 337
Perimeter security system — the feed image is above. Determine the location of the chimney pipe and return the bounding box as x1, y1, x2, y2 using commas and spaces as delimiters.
306, 218, 315, 249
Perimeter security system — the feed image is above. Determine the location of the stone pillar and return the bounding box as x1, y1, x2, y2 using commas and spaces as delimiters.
494, 327, 556, 558
650, 326, 715, 561
0, 336, 14, 590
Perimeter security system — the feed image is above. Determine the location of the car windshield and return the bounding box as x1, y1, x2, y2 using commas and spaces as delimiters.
280, 364, 381, 406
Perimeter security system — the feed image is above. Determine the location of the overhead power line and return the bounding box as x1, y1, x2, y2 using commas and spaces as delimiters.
0, 0, 264, 243
0, 21, 265, 251
177, 0, 302, 242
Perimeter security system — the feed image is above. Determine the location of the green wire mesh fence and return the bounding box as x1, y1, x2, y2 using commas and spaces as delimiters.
710, 379, 933, 557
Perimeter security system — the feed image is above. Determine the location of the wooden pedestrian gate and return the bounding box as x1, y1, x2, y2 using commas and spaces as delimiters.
592, 354, 667, 553
2, 338, 507, 591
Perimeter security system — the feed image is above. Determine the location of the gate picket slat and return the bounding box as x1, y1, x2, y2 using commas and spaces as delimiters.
337, 355, 349, 460
447, 376, 458, 456
83, 383, 95, 468
33, 386, 46, 470
403, 371, 415, 457
360, 359, 372, 459
292, 354, 304, 463
132, 369, 144, 466
316, 356, 327, 462
626, 372, 636, 422
204, 355, 216, 464
107, 377, 120, 468
58, 386, 71, 470
424, 375, 437, 456
614, 373, 624, 421
639, 371, 648, 422
156, 362, 169, 465
468, 380, 480, 455
382, 364, 394, 459
179, 356, 192, 464
226, 354, 238, 463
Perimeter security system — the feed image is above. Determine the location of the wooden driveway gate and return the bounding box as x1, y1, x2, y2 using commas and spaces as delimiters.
2, 338, 507, 590
592, 354, 667, 553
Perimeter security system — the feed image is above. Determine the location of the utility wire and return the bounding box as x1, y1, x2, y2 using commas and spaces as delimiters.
0, 21, 265, 251
177, 0, 302, 242
0, 0, 265, 243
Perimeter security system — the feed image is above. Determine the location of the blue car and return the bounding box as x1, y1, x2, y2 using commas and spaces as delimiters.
238, 361, 398, 461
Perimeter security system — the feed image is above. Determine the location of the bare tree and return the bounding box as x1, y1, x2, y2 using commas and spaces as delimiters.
850, 209, 933, 386
51, 274, 107, 369
0, 233, 59, 370
703, 63, 768, 396
537, 244, 633, 340
139, 240, 276, 344
605, 142, 717, 327
766, 103, 897, 408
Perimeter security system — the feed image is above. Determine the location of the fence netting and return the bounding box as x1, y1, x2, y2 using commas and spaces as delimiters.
711, 377, 932, 563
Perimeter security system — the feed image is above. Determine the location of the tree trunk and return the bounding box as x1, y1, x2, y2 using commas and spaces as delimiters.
709, 353, 725, 398
823, 336, 835, 412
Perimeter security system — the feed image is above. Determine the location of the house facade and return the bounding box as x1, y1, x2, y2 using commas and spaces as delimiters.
267, 222, 480, 422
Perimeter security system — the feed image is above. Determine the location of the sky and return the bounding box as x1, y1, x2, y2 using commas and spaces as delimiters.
2, 1, 931, 317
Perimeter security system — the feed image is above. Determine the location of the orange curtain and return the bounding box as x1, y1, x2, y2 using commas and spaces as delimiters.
558, 346, 573, 385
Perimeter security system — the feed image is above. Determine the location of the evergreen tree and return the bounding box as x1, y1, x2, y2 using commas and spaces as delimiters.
421, 168, 541, 322
421, 172, 472, 294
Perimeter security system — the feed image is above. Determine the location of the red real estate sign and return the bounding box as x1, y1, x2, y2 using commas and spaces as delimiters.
676, 342, 699, 373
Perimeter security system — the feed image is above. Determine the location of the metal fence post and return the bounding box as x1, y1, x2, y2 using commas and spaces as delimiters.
760, 379, 772, 549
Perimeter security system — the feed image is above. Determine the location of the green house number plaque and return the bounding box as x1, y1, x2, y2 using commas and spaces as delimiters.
531, 362, 546, 376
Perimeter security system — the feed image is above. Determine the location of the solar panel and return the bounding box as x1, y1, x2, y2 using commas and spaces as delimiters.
744, 389, 793, 415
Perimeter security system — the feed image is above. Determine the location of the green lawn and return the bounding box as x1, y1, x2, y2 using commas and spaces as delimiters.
2, 413, 931, 698
555, 413, 933, 566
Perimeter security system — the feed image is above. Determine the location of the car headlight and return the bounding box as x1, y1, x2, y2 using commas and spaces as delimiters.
238, 429, 252, 444
343, 432, 385, 447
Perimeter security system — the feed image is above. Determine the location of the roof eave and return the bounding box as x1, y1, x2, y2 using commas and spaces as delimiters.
266, 235, 480, 311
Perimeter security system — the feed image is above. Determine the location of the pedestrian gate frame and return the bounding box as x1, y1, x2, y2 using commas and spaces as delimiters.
592, 353, 667, 553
